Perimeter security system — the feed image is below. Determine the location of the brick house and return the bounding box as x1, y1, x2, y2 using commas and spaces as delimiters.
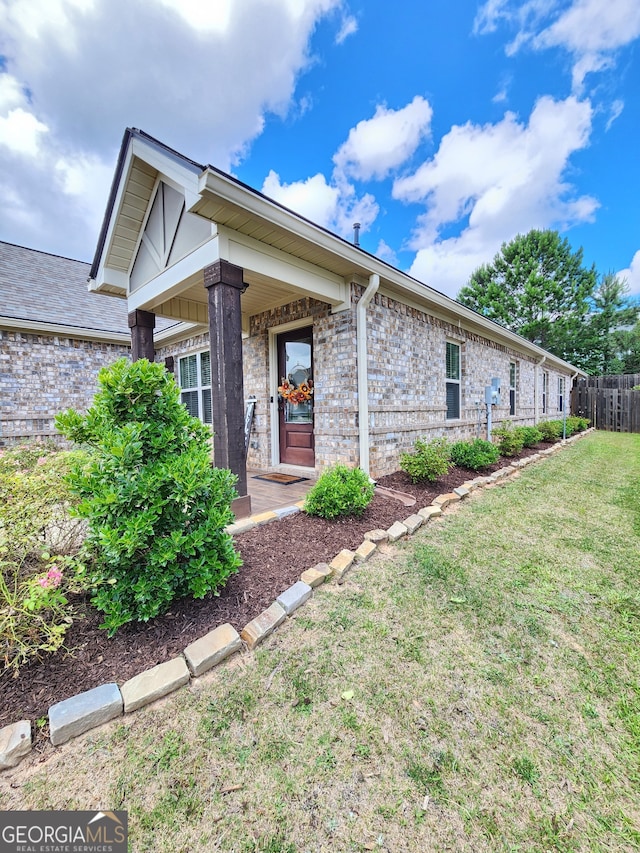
89, 128, 585, 516
0, 242, 132, 446
0, 241, 187, 446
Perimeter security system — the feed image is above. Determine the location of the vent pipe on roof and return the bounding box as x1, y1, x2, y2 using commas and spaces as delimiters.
353, 222, 361, 247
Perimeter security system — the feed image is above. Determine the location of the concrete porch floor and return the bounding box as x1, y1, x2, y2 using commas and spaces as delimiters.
243, 468, 316, 517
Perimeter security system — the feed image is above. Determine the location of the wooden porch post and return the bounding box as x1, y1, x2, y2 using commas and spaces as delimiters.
204, 260, 251, 518
128, 309, 156, 362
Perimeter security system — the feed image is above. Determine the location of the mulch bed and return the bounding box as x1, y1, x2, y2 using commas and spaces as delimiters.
0, 444, 549, 732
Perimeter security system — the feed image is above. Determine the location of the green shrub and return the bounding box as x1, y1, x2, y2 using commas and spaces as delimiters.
515, 426, 543, 448
304, 464, 374, 520
450, 438, 500, 471
492, 423, 525, 457
566, 415, 589, 433
400, 437, 453, 483
537, 420, 563, 442
0, 445, 88, 674
55, 358, 242, 635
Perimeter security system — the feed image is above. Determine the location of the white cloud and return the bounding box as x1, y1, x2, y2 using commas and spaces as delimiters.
473, 0, 510, 35
0, 0, 342, 258
618, 250, 640, 297
393, 96, 598, 297
375, 239, 398, 266
476, 0, 640, 92
0, 108, 48, 156
333, 96, 433, 181
261, 168, 378, 239
262, 170, 340, 228
335, 12, 357, 44
605, 99, 624, 131
534, 0, 640, 90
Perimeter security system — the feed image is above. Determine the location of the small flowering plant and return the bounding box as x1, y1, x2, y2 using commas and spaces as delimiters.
278, 376, 314, 405
23, 564, 67, 612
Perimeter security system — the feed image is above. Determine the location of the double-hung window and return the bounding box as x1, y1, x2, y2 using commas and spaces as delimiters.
178, 351, 212, 424
509, 362, 517, 416
446, 342, 461, 420
542, 371, 549, 415
558, 377, 565, 413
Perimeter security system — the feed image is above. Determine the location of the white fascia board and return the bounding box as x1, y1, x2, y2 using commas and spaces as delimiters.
154, 321, 207, 346
199, 169, 371, 270
0, 316, 130, 344
130, 137, 201, 196
199, 169, 585, 375
88, 267, 128, 296
91, 136, 204, 295
126, 236, 220, 313
221, 226, 349, 310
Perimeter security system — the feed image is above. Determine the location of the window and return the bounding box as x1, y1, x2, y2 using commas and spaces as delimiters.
509, 362, 517, 416
446, 342, 461, 419
542, 371, 549, 415
558, 376, 565, 413
178, 351, 211, 423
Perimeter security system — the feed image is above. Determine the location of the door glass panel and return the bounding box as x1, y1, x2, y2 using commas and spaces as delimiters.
279, 338, 313, 424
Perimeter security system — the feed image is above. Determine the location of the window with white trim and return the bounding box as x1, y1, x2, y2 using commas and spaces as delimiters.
178, 351, 211, 424
542, 371, 549, 415
558, 376, 565, 413
509, 362, 517, 416
446, 341, 461, 419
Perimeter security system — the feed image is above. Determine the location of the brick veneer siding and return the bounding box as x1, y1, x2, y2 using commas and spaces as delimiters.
157, 284, 574, 478
0, 330, 129, 446
363, 286, 573, 475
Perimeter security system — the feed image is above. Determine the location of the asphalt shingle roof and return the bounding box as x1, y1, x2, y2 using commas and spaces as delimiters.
0, 241, 129, 335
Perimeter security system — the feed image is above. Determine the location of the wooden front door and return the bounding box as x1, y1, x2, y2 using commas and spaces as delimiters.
277, 328, 315, 467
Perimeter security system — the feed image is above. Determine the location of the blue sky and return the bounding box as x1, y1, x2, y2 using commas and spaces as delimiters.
1, 0, 639, 298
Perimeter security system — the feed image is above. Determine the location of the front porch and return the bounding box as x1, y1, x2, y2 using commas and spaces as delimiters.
243, 467, 316, 518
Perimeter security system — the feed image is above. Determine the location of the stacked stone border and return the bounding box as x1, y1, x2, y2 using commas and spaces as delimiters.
0, 430, 593, 770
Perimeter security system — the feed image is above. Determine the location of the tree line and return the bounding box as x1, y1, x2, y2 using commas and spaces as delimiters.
457, 229, 639, 375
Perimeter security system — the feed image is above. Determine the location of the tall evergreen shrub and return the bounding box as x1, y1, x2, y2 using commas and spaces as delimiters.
56, 358, 241, 635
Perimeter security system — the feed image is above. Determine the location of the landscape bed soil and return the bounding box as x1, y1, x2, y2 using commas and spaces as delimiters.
0, 444, 547, 733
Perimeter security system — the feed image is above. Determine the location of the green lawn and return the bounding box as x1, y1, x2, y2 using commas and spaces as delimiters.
3, 431, 639, 852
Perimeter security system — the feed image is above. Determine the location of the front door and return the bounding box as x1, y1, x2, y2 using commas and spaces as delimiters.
277, 328, 315, 467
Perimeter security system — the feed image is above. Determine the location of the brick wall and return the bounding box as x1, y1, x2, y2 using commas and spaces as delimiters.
156, 285, 575, 478
0, 330, 129, 446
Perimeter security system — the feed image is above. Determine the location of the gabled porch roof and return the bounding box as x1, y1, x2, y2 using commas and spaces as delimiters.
90, 127, 586, 377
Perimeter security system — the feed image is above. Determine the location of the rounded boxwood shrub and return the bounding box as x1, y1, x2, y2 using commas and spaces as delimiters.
304, 464, 374, 520
55, 358, 242, 635
450, 438, 500, 471
515, 425, 544, 448
400, 437, 453, 483
492, 423, 525, 457
537, 420, 563, 442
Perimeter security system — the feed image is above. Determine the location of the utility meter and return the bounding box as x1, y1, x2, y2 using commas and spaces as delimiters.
485, 378, 501, 407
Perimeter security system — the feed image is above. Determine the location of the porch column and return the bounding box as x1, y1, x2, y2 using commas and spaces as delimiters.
128, 309, 156, 362
204, 259, 250, 517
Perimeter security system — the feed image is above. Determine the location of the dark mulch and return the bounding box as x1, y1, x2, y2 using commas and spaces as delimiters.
0, 443, 550, 731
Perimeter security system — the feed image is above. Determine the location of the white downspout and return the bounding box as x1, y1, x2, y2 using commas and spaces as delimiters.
357, 274, 379, 475
534, 355, 546, 425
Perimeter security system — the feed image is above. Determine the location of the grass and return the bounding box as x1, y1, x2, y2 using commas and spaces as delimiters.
2, 431, 639, 852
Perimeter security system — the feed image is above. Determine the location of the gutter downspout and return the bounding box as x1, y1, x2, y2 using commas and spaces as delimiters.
357, 274, 379, 476
534, 355, 546, 425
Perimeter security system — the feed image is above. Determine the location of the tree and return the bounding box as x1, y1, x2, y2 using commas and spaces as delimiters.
583, 273, 638, 375
458, 230, 597, 367
611, 319, 640, 373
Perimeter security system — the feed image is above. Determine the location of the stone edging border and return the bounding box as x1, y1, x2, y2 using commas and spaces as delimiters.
0, 429, 594, 770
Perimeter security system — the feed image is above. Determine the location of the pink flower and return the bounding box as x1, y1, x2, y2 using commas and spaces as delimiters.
38, 567, 63, 589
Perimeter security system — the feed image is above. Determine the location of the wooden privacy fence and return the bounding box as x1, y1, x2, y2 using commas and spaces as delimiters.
572, 374, 640, 433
